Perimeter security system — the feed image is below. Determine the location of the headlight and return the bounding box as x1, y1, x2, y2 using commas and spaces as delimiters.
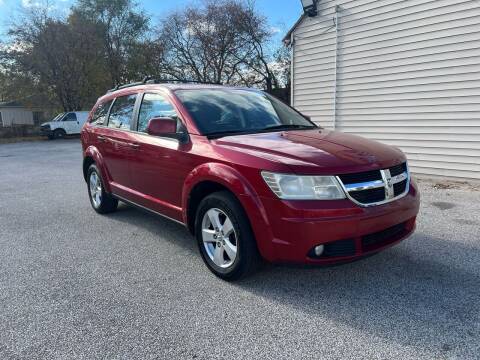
261, 171, 345, 200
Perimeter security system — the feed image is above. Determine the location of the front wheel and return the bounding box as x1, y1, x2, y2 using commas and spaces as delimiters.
195, 191, 260, 280
87, 164, 118, 214
53, 128, 67, 139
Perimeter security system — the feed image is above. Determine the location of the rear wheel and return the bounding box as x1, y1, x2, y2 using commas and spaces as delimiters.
53, 128, 66, 139
195, 191, 260, 280
87, 164, 118, 214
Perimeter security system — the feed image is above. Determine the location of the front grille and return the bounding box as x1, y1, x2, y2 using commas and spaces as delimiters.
323, 239, 356, 257
389, 163, 407, 177
308, 221, 411, 260
350, 187, 385, 203
393, 179, 407, 196
308, 238, 356, 258
338, 170, 382, 185
362, 222, 407, 251
337, 162, 409, 206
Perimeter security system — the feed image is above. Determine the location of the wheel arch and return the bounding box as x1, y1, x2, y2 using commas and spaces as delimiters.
83, 156, 95, 182
185, 180, 234, 234
82, 146, 112, 193
182, 163, 274, 260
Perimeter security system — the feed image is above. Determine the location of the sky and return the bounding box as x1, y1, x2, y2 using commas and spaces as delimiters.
0, 0, 303, 43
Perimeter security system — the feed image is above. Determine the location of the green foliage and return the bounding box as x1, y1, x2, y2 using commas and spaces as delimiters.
0, 0, 289, 111
72, 0, 150, 86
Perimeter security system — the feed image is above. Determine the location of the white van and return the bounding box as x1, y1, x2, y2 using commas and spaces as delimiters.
40, 111, 89, 139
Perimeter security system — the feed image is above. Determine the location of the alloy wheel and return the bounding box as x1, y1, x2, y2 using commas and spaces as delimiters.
89, 171, 102, 208
201, 208, 238, 268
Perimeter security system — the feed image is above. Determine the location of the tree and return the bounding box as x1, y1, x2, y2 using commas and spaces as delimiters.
236, 3, 279, 92
157, 0, 269, 85
0, 5, 109, 111
72, 0, 149, 87
0, 0, 287, 111
125, 40, 165, 81
271, 44, 292, 102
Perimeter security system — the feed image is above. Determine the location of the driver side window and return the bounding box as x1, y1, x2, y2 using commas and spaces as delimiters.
63, 112, 77, 122
138, 93, 178, 133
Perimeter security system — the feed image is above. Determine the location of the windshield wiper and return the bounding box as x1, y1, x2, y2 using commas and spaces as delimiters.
206, 130, 254, 139
262, 124, 317, 131
206, 124, 317, 139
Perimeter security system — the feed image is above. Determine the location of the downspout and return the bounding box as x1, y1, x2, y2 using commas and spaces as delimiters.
333, 5, 340, 130
290, 32, 295, 106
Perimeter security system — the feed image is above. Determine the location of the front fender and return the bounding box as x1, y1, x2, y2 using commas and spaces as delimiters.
49, 123, 62, 131
182, 163, 276, 261
84, 145, 112, 193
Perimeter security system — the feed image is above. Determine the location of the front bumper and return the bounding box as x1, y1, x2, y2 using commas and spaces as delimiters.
40, 127, 53, 136
249, 180, 420, 264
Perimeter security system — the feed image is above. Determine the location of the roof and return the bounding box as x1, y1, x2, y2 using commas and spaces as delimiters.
0, 100, 26, 108
283, 14, 306, 45
0, 94, 56, 109
99, 82, 261, 102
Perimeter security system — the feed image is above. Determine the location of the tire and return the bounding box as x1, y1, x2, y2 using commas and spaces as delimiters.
86, 164, 118, 214
47, 134, 54, 140
195, 191, 261, 280
53, 128, 66, 139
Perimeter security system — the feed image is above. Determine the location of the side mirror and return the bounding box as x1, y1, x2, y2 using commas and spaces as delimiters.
147, 117, 177, 137
146, 117, 189, 143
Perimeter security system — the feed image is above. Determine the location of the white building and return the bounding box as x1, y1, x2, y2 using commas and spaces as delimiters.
0, 101, 35, 127
285, 0, 480, 180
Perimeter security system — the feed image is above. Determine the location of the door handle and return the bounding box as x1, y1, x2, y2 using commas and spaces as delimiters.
97, 135, 106, 142
129, 143, 140, 149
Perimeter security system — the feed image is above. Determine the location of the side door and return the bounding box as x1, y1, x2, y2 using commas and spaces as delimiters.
62, 112, 78, 134
77, 112, 89, 128
88, 99, 113, 155
128, 92, 191, 221
100, 93, 139, 195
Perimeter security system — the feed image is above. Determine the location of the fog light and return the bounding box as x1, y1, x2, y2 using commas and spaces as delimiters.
314, 245, 324, 257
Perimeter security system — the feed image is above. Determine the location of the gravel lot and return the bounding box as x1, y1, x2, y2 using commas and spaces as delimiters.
0, 139, 479, 360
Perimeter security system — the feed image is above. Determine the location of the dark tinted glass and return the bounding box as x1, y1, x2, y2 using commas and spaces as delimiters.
138, 93, 178, 133
90, 100, 112, 126
175, 89, 315, 135
108, 94, 137, 130
64, 112, 77, 121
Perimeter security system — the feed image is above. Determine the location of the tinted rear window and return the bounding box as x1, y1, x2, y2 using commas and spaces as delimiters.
108, 94, 137, 130
90, 100, 112, 126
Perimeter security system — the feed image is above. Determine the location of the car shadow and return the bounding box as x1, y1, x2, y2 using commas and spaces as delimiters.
106, 203, 479, 355
234, 234, 480, 354
106, 202, 196, 252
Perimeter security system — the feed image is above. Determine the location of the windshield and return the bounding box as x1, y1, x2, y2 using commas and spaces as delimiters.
175, 89, 316, 137
52, 113, 66, 122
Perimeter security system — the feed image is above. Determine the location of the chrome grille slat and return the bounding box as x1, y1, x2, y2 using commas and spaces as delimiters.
344, 180, 384, 192
337, 163, 410, 207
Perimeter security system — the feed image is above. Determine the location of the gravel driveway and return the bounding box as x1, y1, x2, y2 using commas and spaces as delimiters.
0, 139, 479, 360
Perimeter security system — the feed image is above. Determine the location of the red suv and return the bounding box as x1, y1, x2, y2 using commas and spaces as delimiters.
81, 81, 420, 280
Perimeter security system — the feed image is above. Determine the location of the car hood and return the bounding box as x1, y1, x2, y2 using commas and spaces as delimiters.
212, 129, 406, 174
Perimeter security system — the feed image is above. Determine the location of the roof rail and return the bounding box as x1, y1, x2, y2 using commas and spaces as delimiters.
148, 78, 223, 86
107, 77, 222, 92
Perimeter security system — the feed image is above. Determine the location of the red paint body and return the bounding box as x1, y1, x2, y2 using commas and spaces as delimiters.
81, 84, 420, 264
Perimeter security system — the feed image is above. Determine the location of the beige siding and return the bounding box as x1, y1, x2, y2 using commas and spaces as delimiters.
291, 0, 480, 180
0, 108, 34, 127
